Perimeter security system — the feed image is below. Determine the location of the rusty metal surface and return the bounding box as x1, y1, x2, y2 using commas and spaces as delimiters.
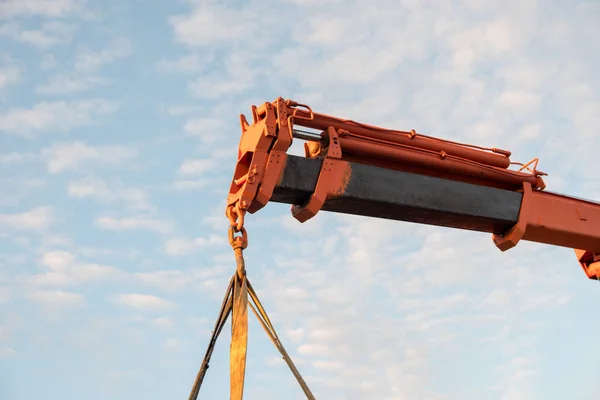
272, 155, 522, 234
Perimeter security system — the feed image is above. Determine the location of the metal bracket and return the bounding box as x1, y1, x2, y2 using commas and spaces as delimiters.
492, 182, 533, 251
226, 98, 293, 215
291, 127, 344, 223
575, 249, 600, 280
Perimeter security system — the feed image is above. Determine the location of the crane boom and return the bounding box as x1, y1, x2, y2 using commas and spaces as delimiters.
225, 97, 600, 280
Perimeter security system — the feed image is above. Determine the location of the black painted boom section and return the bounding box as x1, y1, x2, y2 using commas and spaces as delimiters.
271, 155, 523, 235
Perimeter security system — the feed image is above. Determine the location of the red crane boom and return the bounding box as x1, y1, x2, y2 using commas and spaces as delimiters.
225, 97, 600, 279
187, 96, 600, 400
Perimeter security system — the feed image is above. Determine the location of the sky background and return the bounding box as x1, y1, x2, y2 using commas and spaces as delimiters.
1, 0, 600, 399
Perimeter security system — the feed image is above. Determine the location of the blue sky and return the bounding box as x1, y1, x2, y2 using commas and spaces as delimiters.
1, 0, 600, 399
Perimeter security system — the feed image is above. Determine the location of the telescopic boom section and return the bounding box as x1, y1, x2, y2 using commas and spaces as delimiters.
226, 97, 600, 280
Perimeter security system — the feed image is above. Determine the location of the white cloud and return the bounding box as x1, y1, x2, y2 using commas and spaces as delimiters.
75, 38, 134, 72
135, 265, 228, 291
282, 0, 343, 4
153, 317, 173, 328
42, 250, 75, 271
163, 338, 188, 353
164, 234, 223, 255
171, 179, 211, 191
94, 216, 172, 234
157, 53, 211, 73
0, 178, 46, 208
496, 89, 541, 115
108, 293, 176, 310
482, 289, 510, 308
0, 20, 76, 48
0, 151, 37, 165
182, 117, 225, 138
0, 347, 16, 357
0, 0, 597, 398
0, 206, 54, 231
24, 250, 122, 287
0, 287, 11, 304
67, 178, 114, 199
41, 234, 72, 247
169, 4, 254, 47
177, 159, 215, 175
40, 54, 57, 69
0, 99, 118, 137
254, 211, 574, 398
35, 75, 108, 95
0, 66, 20, 90
41, 142, 136, 173
19, 21, 75, 47
164, 104, 201, 116
0, 0, 78, 17
135, 270, 192, 291
27, 289, 85, 308
67, 177, 151, 210
188, 51, 256, 98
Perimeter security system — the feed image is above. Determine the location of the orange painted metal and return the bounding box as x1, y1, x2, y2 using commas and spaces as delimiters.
288, 101, 546, 191
226, 97, 600, 280
493, 183, 600, 253
227, 97, 544, 212
337, 135, 544, 191
493, 182, 600, 278
227, 98, 293, 214
575, 249, 600, 279
288, 106, 513, 168
291, 127, 349, 222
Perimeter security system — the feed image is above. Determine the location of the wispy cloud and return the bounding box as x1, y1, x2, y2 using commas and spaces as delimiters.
0, 151, 37, 165
152, 317, 173, 328
181, 117, 224, 137
163, 234, 223, 256
0, 99, 118, 137
0, 287, 12, 304
0, 0, 79, 18
35, 75, 108, 95
0, 66, 20, 90
188, 52, 256, 99
169, 3, 254, 47
2, 20, 77, 47
0, 206, 54, 231
0, 347, 16, 357
156, 53, 211, 74
24, 250, 122, 287
177, 158, 215, 175
134, 265, 229, 296
40, 54, 57, 70
163, 337, 188, 353
41, 141, 136, 173
107, 293, 176, 311
164, 104, 201, 116
75, 38, 134, 72
67, 177, 152, 211
2, 0, 599, 398
94, 216, 172, 234
172, 158, 219, 190
27, 289, 86, 309
171, 179, 212, 191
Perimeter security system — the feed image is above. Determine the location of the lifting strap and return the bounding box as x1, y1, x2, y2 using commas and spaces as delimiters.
188, 206, 315, 400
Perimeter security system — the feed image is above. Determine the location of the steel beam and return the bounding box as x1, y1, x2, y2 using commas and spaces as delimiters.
270, 155, 522, 235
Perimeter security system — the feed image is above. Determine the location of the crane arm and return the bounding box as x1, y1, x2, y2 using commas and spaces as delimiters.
225, 97, 600, 280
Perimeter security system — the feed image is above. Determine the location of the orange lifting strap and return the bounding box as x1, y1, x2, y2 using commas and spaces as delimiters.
188, 209, 315, 400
